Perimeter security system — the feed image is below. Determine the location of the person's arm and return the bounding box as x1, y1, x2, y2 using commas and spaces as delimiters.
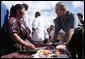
26, 35, 38, 46
63, 13, 79, 45
53, 31, 59, 43
63, 29, 74, 45
10, 33, 35, 49
53, 17, 61, 43
55, 29, 74, 50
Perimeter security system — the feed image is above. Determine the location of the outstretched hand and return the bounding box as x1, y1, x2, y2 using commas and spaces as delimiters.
56, 44, 66, 50
35, 43, 51, 47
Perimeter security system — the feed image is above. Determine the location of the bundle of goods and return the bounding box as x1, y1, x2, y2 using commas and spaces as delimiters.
32, 46, 71, 58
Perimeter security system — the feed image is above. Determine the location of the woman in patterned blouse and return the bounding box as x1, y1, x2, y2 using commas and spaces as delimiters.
4, 4, 36, 54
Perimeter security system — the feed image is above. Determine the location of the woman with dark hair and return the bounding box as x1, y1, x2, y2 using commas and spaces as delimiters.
22, 3, 33, 36
4, 4, 36, 54
22, 3, 28, 11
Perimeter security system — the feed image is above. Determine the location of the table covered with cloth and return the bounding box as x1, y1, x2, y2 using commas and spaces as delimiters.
1, 43, 71, 58
1, 51, 33, 58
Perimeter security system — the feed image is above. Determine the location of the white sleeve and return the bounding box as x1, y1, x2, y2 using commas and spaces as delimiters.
44, 29, 49, 39
32, 19, 39, 29
44, 28, 48, 35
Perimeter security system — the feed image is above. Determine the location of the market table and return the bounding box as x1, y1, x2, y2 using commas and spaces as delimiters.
1, 43, 71, 58
1, 51, 33, 58
1, 46, 47, 58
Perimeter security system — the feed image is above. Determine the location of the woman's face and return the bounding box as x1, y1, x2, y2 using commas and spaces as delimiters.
18, 8, 26, 18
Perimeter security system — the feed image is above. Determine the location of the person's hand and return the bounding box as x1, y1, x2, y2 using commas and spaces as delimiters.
56, 44, 66, 50
51, 41, 56, 45
34, 43, 40, 47
26, 43, 35, 49
46, 43, 52, 46
36, 43, 48, 47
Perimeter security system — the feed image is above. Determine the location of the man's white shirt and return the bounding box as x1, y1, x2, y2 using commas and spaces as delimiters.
44, 28, 49, 39
32, 16, 45, 41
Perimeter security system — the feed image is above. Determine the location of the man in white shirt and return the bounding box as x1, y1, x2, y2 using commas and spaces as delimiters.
32, 12, 45, 43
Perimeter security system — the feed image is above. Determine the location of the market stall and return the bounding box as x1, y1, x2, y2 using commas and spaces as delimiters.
1, 43, 71, 58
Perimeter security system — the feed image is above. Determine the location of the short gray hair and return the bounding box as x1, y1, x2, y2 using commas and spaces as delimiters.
56, 2, 67, 10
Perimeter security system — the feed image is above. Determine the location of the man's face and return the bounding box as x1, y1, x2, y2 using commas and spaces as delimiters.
55, 5, 63, 17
